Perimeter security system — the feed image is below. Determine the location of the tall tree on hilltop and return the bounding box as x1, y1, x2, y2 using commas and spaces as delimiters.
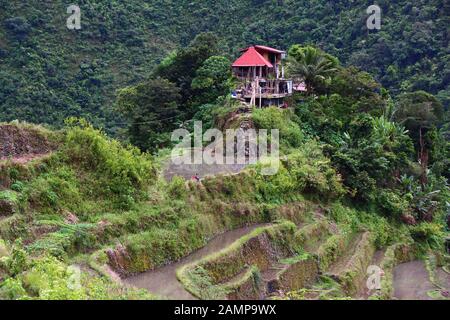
191, 55, 232, 106
154, 32, 221, 117
393, 91, 444, 185
116, 78, 181, 152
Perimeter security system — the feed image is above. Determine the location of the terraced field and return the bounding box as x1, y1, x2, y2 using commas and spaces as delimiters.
121, 212, 449, 300
123, 224, 265, 300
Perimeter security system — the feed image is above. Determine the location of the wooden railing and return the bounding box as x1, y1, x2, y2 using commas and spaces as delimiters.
237, 78, 292, 97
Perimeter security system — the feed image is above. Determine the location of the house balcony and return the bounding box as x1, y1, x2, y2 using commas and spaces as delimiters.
235, 78, 293, 99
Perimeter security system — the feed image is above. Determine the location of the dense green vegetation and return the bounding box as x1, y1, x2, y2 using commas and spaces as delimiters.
0, 120, 342, 299
1, 1, 449, 132
0, 45, 448, 297
0, 1, 448, 300
115, 33, 232, 151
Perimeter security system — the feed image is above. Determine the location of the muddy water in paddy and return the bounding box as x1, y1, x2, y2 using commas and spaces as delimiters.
393, 260, 434, 300
123, 224, 266, 300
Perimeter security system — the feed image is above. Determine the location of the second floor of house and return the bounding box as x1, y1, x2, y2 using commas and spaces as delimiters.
231, 45, 287, 80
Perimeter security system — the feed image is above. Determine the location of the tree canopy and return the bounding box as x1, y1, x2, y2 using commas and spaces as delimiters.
1, 1, 449, 132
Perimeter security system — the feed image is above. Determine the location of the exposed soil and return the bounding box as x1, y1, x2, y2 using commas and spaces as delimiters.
371, 249, 386, 267
327, 233, 363, 276
0, 124, 55, 163
221, 267, 251, 285
123, 224, 266, 300
3, 153, 50, 164
436, 268, 450, 291
393, 260, 435, 300
0, 199, 16, 216
260, 262, 287, 282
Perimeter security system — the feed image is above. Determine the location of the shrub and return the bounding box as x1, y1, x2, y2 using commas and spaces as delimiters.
183, 265, 227, 299
284, 141, 344, 199
4, 240, 29, 276
253, 140, 344, 202
0, 190, 20, 215
409, 222, 445, 249
4, 17, 31, 39
166, 176, 187, 199
62, 118, 155, 209
255, 165, 295, 203
0, 278, 28, 299
25, 166, 81, 211
0, 190, 18, 203
376, 190, 409, 218
10, 181, 24, 192
28, 222, 98, 259
0, 239, 8, 258
252, 107, 304, 148
22, 256, 87, 299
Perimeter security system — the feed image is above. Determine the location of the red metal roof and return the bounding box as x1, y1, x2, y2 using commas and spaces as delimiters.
239, 45, 285, 54
254, 45, 285, 54
232, 47, 273, 68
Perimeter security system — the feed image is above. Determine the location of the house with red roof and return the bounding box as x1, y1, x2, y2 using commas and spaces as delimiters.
232, 45, 293, 107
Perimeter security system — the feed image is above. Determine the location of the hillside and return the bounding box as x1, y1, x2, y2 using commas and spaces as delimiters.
0, 117, 448, 300
0, 1, 449, 302
1, 0, 449, 132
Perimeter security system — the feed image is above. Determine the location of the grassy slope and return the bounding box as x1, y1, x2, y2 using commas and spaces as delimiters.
0, 120, 425, 300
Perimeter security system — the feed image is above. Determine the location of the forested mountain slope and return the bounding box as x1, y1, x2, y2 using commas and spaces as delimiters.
1, 0, 449, 131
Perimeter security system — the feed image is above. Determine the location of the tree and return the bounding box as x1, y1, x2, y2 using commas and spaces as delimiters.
115, 33, 225, 152
393, 91, 444, 185
154, 32, 220, 117
328, 66, 387, 118
116, 78, 181, 151
286, 45, 338, 94
191, 55, 232, 106
329, 114, 413, 202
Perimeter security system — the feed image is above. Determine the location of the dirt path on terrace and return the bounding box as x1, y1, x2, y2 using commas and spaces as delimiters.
393, 260, 434, 300
163, 148, 247, 181
0, 124, 55, 165
123, 224, 266, 300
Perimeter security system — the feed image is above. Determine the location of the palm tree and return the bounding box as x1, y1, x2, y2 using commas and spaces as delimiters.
372, 116, 409, 140
285, 46, 338, 94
